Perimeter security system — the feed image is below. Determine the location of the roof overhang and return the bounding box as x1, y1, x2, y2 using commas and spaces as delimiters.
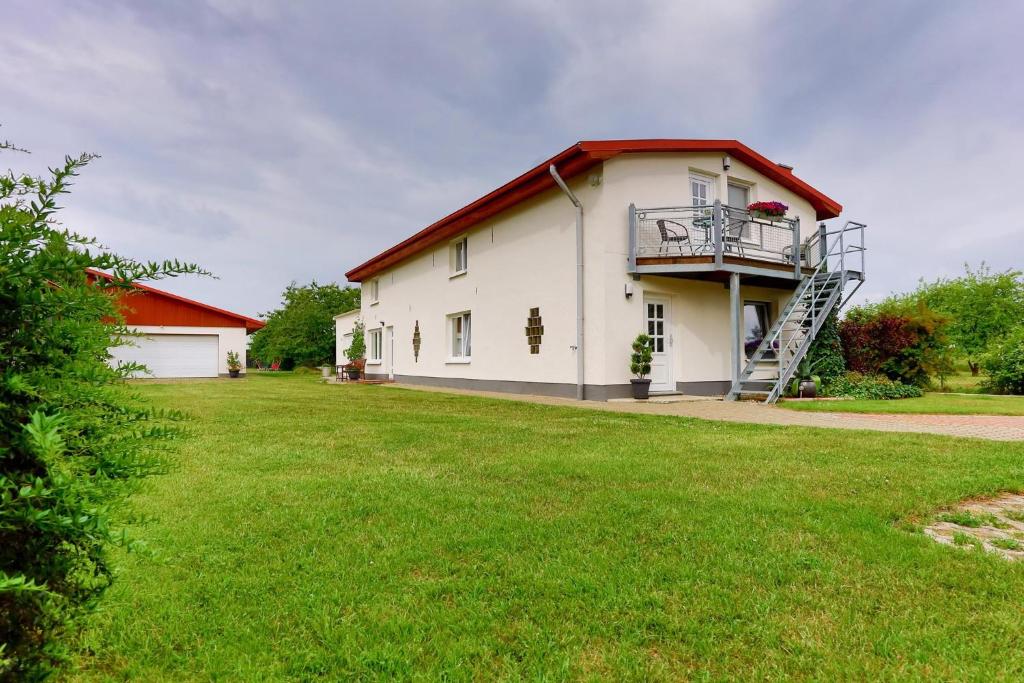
345, 139, 842, 282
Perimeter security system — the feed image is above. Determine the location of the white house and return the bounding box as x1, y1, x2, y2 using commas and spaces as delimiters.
334, 309, 361, 364
344, 140, 865, 402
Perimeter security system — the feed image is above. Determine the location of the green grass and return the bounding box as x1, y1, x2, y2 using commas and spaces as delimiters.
780, 392, 1024, 415
71, 374, 1024, 680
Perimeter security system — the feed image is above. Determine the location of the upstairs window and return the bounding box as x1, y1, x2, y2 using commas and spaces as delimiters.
367, 278, 379, 304
448, 311, 471, 360
451, 237, 468, 276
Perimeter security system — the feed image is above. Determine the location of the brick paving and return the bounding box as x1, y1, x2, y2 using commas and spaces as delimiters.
381, 383, 1024, 442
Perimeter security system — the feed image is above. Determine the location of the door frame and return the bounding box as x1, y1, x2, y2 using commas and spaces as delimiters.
642, 295, 674, 393
384, 325, 395, 380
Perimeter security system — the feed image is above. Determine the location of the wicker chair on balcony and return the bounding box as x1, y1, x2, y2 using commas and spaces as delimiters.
656, 219, 691, 256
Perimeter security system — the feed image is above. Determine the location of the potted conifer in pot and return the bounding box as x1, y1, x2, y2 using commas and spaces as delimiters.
630, 333, 653, 399
226, 350, 242, 378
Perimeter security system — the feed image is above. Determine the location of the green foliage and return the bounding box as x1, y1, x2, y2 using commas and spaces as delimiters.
805, 309, 845, 385
345, 321, 365, 362
629, 333, 652, 379
249, 282, 359, 367
913, 264, 1024, 374
226, 350, 241, 371
840, 298, 953, 387
981, 325, 1024, 395
0, 141, 201, 678
823, 372, 924, 400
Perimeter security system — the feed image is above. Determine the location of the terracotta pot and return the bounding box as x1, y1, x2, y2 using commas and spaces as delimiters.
630, 378, 652, 400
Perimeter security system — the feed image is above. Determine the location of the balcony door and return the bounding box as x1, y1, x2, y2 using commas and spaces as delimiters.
644, 296, 673, 393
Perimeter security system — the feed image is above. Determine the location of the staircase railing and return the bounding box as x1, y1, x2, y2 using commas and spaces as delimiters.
728, 221, 866, 403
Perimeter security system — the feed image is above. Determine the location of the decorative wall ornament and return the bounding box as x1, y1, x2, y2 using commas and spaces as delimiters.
412, 320, 421, 362
525, 307, 543, 354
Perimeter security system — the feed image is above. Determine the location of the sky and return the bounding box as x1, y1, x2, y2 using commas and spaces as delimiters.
4, 0, 1023, 316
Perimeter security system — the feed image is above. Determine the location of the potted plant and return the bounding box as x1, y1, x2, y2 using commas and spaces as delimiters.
345, 322, 366, 380
788, 357, 821, 398
630, 333, 653, 399
747, 200, 788, 221
226, 351, 242, 378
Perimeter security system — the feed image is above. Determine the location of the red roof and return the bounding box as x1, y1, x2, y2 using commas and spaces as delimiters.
345, 139, 842, 282
86, 269, 265, 332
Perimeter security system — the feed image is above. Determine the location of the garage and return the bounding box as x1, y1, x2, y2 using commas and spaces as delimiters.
109, 334, 220, 378
88, 269, 265, 378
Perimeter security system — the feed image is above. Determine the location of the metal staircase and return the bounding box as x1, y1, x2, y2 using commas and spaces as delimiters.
727, 221, 866, 403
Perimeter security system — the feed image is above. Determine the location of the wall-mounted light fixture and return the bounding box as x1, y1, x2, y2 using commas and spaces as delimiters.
624, 282, 634, 299
722, 155, 731, 171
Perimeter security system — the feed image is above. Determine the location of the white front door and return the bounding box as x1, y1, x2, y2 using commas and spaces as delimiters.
644, 296, 673, 393
384, 326, 395, 380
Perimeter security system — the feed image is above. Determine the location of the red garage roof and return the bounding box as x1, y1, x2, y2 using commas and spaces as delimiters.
86, 269, 265, 333
345, 139, 842, 282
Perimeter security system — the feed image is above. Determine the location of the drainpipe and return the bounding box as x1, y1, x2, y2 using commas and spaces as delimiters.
549, 164, 584, 401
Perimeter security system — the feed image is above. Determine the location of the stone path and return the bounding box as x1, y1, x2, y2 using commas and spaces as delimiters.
381, 384, 1024, 442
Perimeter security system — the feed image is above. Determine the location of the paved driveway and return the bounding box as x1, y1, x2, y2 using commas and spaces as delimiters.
385, 384, 1024, 442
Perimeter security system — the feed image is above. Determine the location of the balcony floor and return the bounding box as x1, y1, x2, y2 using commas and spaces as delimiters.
633, 254, 813, 287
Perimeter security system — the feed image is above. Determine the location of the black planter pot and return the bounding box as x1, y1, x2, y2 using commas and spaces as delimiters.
798, 379, 817, 398
630, 378, 652, 400
347, 369, 361, 381
228, 369, 240, 378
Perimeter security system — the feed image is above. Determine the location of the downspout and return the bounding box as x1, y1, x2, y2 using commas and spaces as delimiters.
549, 164, 584, 401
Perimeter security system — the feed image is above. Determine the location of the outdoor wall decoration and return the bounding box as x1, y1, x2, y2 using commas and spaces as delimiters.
525, 307, 543, 354
412, 320, 421, 362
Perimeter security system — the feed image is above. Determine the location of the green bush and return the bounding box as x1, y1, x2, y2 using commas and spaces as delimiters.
824, 372, 924, 400
0, 145, 201, 677
805, 309, 846, 386
981, 326, 1024, 395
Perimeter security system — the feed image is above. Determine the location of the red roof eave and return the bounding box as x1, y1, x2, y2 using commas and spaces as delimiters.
85, 268, 266, 332
345, 139, 842, 282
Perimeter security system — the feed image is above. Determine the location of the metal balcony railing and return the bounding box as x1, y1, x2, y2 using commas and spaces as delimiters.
628, 200, 807, 277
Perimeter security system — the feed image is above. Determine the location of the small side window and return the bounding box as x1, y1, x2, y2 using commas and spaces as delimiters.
447, 311, 471, 361
367, 279, 379, 304
367, 328, 383, 362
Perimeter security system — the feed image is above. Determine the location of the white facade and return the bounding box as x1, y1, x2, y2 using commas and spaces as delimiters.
334, 310, 360, 364
109, 325, 249, 378
350, 150, 830, 399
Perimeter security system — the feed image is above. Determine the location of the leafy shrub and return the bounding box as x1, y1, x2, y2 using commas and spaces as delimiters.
839, 300, 952, 387
805, 309, 845, 386
824, 372, 923, 400
346, 321, 366, 362
981, 326, 1024, 395
0, 144, 201, 677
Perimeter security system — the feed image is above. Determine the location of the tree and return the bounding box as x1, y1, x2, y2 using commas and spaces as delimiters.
249, 281, 360, 367
914, 264, 1024, 375
804, 308, 845, 386
0, 141, 203, 677
345, 320, 365, 362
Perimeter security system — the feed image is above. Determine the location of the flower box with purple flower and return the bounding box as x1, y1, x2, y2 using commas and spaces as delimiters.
747, 200, 788, 221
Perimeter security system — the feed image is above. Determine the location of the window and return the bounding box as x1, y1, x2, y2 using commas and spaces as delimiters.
690, 174, 714, 208
367, 278, 379, 304
743, 302, 771, 357
448, 311, 471, 361
451, 237, 468, 276
368, 327, 383, 362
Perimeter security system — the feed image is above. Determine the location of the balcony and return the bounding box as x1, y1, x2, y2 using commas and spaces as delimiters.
628, 201, 820, 285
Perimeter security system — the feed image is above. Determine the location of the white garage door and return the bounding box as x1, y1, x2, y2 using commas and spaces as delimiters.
109, 334, 219, 378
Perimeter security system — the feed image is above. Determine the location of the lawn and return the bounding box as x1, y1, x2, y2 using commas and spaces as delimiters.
71, 374, 1024, 680
780, 392, 1024, 415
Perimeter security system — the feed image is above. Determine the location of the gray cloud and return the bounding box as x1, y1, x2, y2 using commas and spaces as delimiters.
3, 0, 1022, 315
